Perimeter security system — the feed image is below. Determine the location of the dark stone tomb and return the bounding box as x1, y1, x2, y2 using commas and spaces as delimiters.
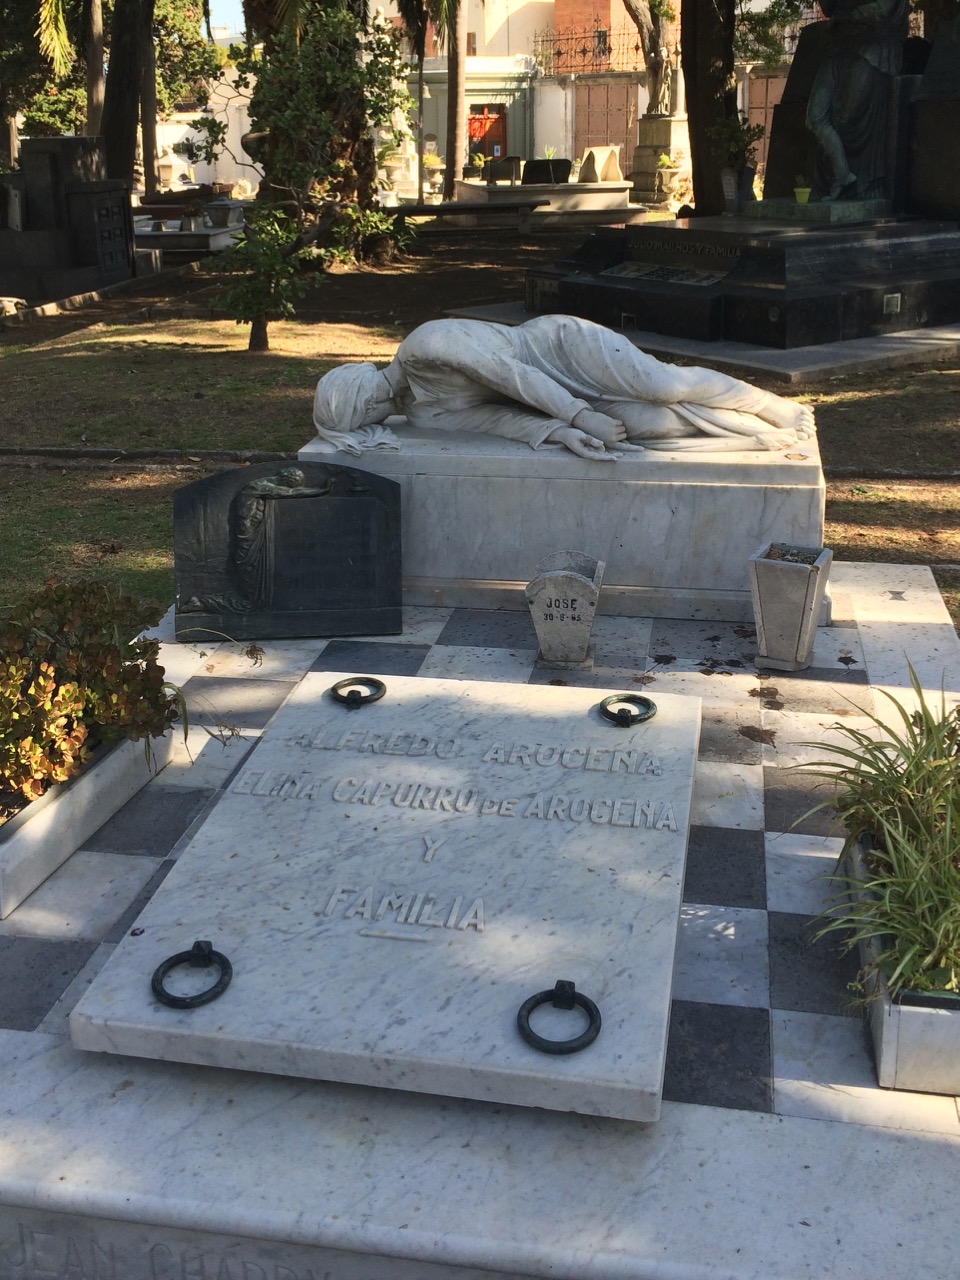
527, 13, 960, 350
174, 462, 401, 641
906, 18, 960, 220
527, 216, 960, 348
0, 137, 134, 304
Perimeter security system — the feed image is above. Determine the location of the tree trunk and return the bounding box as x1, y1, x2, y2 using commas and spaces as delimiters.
681, 0, 736, 215
249, 316, 270, 351
916, 0, 959, 42
620, 0, 667, 115
140, 16, 159, 196
442, 0, 466, 201
85, 0, 105, 135
101, 0, 155, 180
1, 99, 17, 169
416, 59, 426, 204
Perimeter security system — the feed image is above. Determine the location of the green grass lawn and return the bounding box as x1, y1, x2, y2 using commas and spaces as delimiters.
1, 302, 958, 632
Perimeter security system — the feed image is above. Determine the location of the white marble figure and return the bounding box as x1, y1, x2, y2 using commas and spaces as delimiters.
312, 315, 815, 460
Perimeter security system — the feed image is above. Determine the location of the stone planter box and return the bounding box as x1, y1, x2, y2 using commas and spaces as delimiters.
846, 841, 960, 1095
0, 732, 173, 919
748, 541, 832, 670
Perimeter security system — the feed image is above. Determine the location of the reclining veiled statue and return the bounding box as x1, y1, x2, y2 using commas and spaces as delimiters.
312, 315, 815, 461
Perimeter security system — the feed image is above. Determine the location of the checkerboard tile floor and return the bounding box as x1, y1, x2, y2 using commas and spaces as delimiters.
3, 563, 959, 1135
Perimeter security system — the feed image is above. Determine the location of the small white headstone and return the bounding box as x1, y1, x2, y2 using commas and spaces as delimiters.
525, 550, 605, 667
70, 673, 700, 1122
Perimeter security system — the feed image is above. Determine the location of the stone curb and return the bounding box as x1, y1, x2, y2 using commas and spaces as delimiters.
0, 261, 207, 328
0, 449, 954, 483
0, 447, 294, 464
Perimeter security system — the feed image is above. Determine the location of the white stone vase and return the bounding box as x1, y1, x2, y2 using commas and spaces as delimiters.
846, 840, 960, 1095
748, 542, 832, 671
0, 732, 173, 919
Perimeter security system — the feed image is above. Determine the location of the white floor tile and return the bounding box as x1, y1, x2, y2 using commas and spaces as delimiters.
191, 639, 330, 681
772, 1009, 960, 1134
691, 761, 765, 829
764, 832, 844, 915
831, 562, 952, 625
161, 727, 258, 789
758, 709, 881, 768
0, 853, 162, 941
808, 625, 865, 672
857, 621, 960, 695
672, 904, 769, 1007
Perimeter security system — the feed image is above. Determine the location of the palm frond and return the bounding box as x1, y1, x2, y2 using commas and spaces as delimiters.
37, 0, 75, 78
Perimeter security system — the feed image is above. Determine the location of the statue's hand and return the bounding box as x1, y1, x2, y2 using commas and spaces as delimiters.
571, 408, 626, 445
548, 426, 618, 460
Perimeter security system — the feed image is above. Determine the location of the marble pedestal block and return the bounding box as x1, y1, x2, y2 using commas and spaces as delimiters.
299, 430, 825, 620
71, 673, 700, 1122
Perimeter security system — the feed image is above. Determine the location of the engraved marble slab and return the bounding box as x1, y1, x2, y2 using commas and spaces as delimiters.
70, 673, 700, 1122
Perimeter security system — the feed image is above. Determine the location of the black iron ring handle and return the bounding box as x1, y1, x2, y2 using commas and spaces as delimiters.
598, 693, 657, 727
516, 980, 602, 1055
330, 676, 387, 708
151, 940, 233, 1009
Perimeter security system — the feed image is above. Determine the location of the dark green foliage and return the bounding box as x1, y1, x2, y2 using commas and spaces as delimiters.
191, 4, 409, 216
705, 111, 766, 170
15, 0, 222, 144
213, 207, 316, 349
735, 0, 808, 67
0, 580, 179, 802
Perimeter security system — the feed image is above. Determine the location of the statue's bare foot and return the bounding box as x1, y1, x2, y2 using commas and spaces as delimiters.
755, 394, 815, 438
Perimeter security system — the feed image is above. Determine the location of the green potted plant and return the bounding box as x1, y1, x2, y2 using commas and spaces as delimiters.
807, 669, 960, 1093
793, 172, 812, 204
706, 112, 764, 213
180, 197, 207, 232
655, 151, 681, 202
0, 580, 185, 918
422, 151, 445, 201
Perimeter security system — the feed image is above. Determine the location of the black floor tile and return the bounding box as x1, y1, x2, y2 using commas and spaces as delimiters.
0, 937, 98, 1031
768, 911, 861, 1015
181, 675, 296, 731
80, 787, 216, 857
662, 1000, 772, 1113
435, 609, 539, 649
683, 827, 766, 910
764, 766, 844, 837
311, 641, 431, 677
762, 664, 868, 685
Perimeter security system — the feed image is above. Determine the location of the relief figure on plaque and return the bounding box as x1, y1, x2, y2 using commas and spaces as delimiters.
312, 316, 815, 460
805, 0, 908, 200
181, 467, 331, 613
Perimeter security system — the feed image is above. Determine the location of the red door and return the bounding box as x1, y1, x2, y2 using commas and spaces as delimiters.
468, 105, 507, 158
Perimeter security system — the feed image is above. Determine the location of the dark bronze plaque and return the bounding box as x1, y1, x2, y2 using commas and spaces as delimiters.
173, 462, 401, 641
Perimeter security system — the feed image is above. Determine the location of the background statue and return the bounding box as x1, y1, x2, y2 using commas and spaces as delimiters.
805, 0, 909, 201
312, 316, 815, 459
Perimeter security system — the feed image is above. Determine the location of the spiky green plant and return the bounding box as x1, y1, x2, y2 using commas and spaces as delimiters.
807, 668, 960, 1000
